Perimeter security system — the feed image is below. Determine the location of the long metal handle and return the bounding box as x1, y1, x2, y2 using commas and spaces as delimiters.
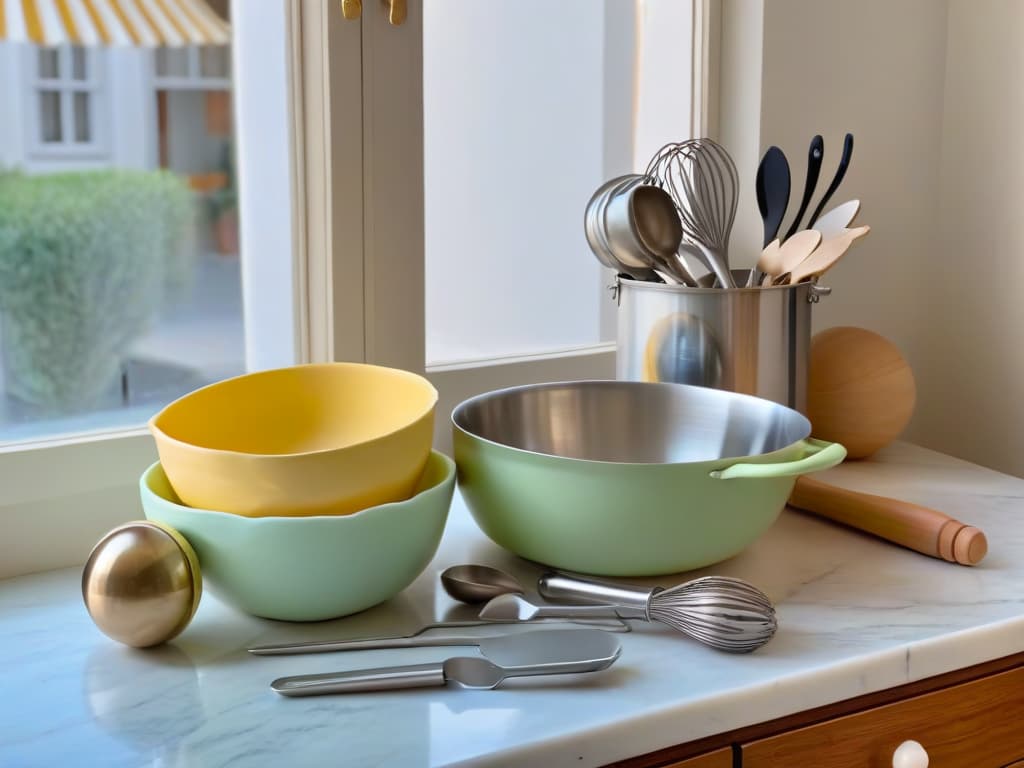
251, 632, 486, 656
271, 662, 445, 696
538, 573, 655, 615
250, 618, 630, 656
527, 601, 647, 620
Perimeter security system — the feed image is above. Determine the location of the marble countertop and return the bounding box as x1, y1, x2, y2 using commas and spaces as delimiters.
3, 442, 1024, 767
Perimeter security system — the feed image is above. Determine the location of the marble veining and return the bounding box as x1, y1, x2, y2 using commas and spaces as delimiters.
2, 442, 1024, 767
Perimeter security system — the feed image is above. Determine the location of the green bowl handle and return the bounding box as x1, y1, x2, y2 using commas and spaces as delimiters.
710, 439, 846, 480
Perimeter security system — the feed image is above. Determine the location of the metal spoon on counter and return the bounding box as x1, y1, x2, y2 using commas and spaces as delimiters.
441, 563, 630, 632
440, 564, 524, 603
249, 565, 630, 656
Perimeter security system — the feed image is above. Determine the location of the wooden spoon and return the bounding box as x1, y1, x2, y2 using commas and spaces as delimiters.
760, 229, 821, 284
788, 225, 870, 284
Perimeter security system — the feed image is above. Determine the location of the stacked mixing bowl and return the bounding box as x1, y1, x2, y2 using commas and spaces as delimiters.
141, 363, 454, 622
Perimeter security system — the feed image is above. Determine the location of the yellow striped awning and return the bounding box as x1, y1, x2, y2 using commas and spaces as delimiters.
0, 0, 230, 47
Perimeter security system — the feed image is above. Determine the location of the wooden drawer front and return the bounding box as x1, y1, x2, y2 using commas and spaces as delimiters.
742, 666, 1024, 767
661, 748, 732, 768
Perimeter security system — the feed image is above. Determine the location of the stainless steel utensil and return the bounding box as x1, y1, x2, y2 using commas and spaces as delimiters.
603, 176, 695, 285
643, 310, 723, 388
584, 175, 661, 281
614, 277, 827, 411
269, 628, 622, 696
584, 177, 628, 270
806, 132, 854, 227
479, 577, 774, 655
249, 620, 512, 656
538, 572, 777, 654
440, 564, 629, 630
441, 564, 524, 603
645, 139, 739, 288
248, 593, 632, 656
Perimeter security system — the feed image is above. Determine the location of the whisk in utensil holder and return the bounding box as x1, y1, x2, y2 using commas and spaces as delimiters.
612, 271, 831, 413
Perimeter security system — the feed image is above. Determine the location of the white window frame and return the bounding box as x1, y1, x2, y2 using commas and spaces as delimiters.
153, 45, 231, 91
1, 0, 709, 580
25, 45, 107, 159
0, 4, 305, 580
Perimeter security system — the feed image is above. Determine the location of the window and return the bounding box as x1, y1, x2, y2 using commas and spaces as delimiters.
154, 45, 230, 90
2, 0, 701, 579
0, 1, 250, 578
419, 0, 706, 429
30, 46, 102, 153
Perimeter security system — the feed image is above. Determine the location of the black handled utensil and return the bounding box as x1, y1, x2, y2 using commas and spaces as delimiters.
807, 132, 854, 228
783, 134, 824, 241
755, 146, 791, 248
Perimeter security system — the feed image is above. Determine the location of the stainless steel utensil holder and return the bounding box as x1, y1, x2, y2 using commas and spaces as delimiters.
613, 271, 830, 413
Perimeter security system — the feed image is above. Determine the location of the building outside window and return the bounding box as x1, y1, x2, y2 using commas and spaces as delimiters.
0, 0, 240, 445
31, 45, 102, 153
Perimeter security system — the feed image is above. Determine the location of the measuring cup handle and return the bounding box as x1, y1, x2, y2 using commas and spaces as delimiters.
710, 439, 846, 480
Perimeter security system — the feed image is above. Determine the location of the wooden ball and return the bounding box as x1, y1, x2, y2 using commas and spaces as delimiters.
807, 326, 916, 459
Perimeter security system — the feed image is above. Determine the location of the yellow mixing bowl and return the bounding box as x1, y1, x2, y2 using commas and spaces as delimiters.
149, 363, 437, 517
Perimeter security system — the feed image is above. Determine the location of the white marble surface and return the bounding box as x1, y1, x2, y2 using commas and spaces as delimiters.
3, 442, 1024, 767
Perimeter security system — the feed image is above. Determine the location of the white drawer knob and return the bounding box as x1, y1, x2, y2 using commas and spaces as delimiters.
893, 740, 929, 768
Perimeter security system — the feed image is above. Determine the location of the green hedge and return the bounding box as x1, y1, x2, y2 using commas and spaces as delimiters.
0, 169, 194, 412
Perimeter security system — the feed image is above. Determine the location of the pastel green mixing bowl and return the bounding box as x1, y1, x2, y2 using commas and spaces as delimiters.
140, 451, 455, 621
452, 381, 845, 577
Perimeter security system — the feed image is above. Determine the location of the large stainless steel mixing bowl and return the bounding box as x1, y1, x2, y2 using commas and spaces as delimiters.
452, 380, 845, 576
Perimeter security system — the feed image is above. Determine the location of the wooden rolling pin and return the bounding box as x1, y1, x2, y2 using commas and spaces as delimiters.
789, 475, 988, 566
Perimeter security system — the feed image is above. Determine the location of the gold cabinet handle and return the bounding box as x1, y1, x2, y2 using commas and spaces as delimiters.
341, 0, 361, 20
387, 0, 406, 26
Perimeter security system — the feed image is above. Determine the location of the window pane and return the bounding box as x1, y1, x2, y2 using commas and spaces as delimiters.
155, 48, 189, 78
73, 93, 90, 142
38, 92, 62, 142
71, 48, 88, 80
199, 46, 230, 79
38, 49, 59, 79
1, 33, 248, 443
423, 1, 631, 363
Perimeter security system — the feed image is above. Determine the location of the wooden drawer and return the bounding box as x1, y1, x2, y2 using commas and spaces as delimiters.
661, 748, 732, 768
742, 666, 1024, 767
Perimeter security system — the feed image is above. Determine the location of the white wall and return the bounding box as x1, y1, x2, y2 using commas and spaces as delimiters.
106, 47, 156, 170
722, 0, 1024, 476
0, 44, 24, 169
720, 0, 952, 458
912, 1, 1024, 475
